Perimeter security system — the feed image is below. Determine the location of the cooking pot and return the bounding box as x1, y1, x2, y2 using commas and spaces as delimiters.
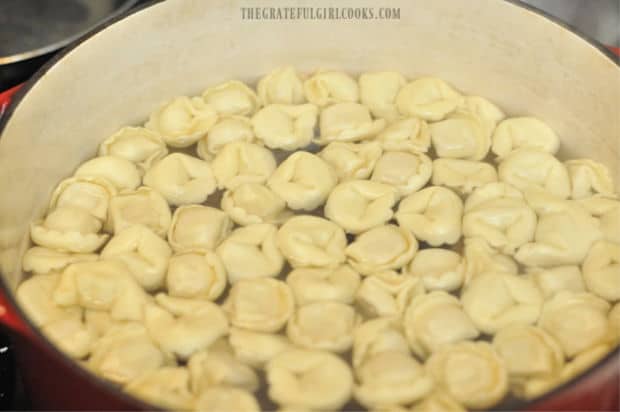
0, 0, 618, 410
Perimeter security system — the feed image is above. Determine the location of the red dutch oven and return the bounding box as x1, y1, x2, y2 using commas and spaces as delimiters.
0, 0, 618, 410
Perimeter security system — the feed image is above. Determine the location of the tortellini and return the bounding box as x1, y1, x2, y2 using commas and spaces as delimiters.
396, 77, 462, 121
166, 251, 227, 300
346, 225, 418, 275
425, 342, 508, 409
325, 180, 398, 234
202, 80, 260, 116
395, 186, 463, 246
252, 104, 318, 150
124, 367, 194, 411
352, 317, 410, 369
212, 141, 276, 190
228, 327, 291, 368
99, 126, 168, 172
287, 302, 357, 353
266, 349, 353, 410
267, 152, 337, 210
143, 153, 217, 206
461, 272, 543, 334
195, 387, 260, 412
75, 156, 141, 191
303, 70, 359, 106
144, 294, 229, 360
371, 151, 433, 197
317, 102, 386, 144
216, 223, 284, 283
188, 349, 258, 393
22, 247, 97, 276
407, 249, 465, 292
410, 391, 467, 412
498, 149, 571, 198
30, 207, 109, 253
196, 116, 255, 160
528, 265, 585, 298
354, 351, 434, 408
459, 96, 505, 136
429, 111, 491, 160
565, 159, 616, 199
582, 240, 620, 301
49, 176, 116, 221
168, 205, 232, 252
16, 273, 81, 327
224, 278, 294, 332
257, 66, 305, 105
492, 325, 564, 386
537, 291, 610, 357
319, 141, 383, 181
286, 265, 360, 305
491, 117, 560, 158
145, 96, 218, 147
462, 182, 537, 254
375, 117, 431, 153
101, 225, 172, 291
355, 270, 424, 318
358, 71, 406, 121
515, 201, 602, 267
107, 186, 171, 237
404, 291, 479, 359
462, 237, 518, 284
432, 158, 498, 194
89, 323, 170, 384
53, 260, 149, 321
221, 183, 290, 225
43, 314, 95, 359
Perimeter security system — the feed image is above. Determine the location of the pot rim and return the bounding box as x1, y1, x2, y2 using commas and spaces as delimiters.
0, 0, 618, 410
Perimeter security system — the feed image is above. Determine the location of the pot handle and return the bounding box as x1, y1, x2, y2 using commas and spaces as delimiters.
0, 84, 23, 119
0, 291, 32, 337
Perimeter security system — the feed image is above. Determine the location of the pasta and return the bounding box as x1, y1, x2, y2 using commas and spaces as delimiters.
75, 156, 141, 191
375, 117, 431, 153
212, 142, 277, 190
395, 186, 463, 246
257, 66, 305, 105
462, 237, 518, 284
429, 111, 491, 160
396, 77, 462, 121
346, 225, 418, 275
304, 70, 359, 106
49, 176, 116, 221
358, 71, 406, 121
491, 117, 560, 158
371, 151, 433, 197
267, 152, 337, 210
22, 247, 97, 276
407, 249, 465, 292
565, 159, 616, 199
432, 158, 498, 194
324, 180, 398, 234
145, 96, 218, 147
582, 240, 620, 301
166, 251, 227, 300
194, 387, 260, 412
196, 116, 255, 160
319, 141, 383, 181
188, 349, 259, 393
143, 153, 217, 206
352, 317, 410, 369
99, 126, 168, 172
16, 273, 81, 327
317, 102, 386, 144
286, 265, 361, 305
124, 367, 194, 411
355, 270, 425, 318
228, 327, 291, 368
252, 104, 318, 150
202, 80, 260, 116
528, 265, 585, 298
169, 205, 232, 252
106, 186, 171, 237
220, 183, 291, 226
216, 223, 284, 283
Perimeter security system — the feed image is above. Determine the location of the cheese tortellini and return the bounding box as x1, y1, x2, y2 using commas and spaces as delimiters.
565, 159, 616, 199
212, 141, 277, 190
221, 183, 290, 226
286, 265, 361, 305
22, 247, 97, 276
257, 66, 305, 105
143, 153, 217, 206
224, 278, 294, 332
432, 158, 498, 194
425, 342, 508, 409
396, 77, 462, 121
352, 317, 410, 369
376, 117, 431, 153
346, 225, 418, 275
266, 349, 353, 411
49, 176, 116, 221
359, 71, 406, 121
124, 367, 194, 411
75, 156, 141, 191
319, 141, 383, 181
430, 111, 491, 160
528, 265, 585, 298
396, 186, 463, 246
267, 151, 337, 210
371, 151, 433, 197
16, 273, 81, 327
407, 249, 465, 292
317, 102, 386, 144
461, 272, 543, 334
188, 349, 259, 393
355, 270, 424, 318
195, 387, 260, 412
216, 223, 284, 283
491, 117, 560, 158
325, 180, 398, 234
228, 327, 291, 368
197, 116, 255, 160
462, 237, 518, 284
287, 301, 357, 353
404, 291, 479, 359
582, 240, 620, 302
202, 80, 260, 116
106, 186, 171, 237
99, 126, 168, 172
145, 96, 218, 147
252, 104, 318, 150
304, 70, 359, 106
166, 251, 227, 300
168, 205, 232, 252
